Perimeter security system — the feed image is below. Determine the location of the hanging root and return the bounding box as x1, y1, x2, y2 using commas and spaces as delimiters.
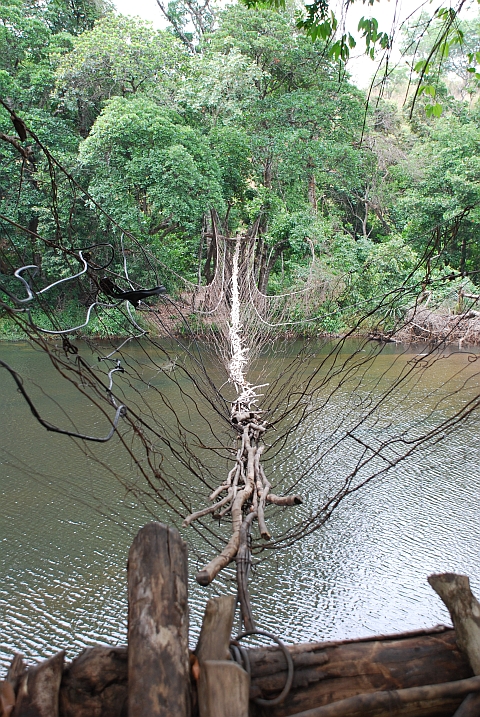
186, 407, 303, 586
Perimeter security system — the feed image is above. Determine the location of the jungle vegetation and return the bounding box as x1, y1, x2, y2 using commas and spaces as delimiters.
0, 0, 479, 338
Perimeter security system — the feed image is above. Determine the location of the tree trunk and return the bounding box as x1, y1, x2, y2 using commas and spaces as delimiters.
428, 573, 480, 717
59, 646, 127, 717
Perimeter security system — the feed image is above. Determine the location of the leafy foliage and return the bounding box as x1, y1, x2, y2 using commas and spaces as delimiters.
0, 0, 479, 336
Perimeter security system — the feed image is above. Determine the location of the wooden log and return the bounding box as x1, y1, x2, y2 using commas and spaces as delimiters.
249, 627, 472, 717
281, 674, 480, 717
128, 522, 190, 717
428, 573, 480, 717
14, 651, 64, 717
195, 595, 236, 664
453, 692, 480, 716
59, 646, 127, 717
7, 655, 25, 693
199, 661, 250, 717
1, 654, 26, 717
23, 626, 468, 717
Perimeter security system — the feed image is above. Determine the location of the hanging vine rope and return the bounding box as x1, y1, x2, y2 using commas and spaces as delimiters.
2, 105, 480, 634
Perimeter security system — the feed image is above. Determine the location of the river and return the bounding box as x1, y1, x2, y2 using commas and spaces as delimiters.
1, 338, 480, 671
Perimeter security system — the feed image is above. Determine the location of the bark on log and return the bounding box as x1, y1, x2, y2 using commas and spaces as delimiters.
14, 651, 64, 717
59, 646, 127, 717
195, 596, 236, 664
249, 627, 472, 717
282, 674, 480, 717
19, 626, 469, 717
128, 522, 190, 717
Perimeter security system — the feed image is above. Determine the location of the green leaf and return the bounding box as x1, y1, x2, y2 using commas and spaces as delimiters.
414, 59, 427, 74
422, 85, 436, 97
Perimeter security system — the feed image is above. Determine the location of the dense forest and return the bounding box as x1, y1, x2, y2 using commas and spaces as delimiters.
0, 0, 479, 338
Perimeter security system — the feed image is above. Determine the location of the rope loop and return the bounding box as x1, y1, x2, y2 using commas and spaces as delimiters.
232, 629, 294, 706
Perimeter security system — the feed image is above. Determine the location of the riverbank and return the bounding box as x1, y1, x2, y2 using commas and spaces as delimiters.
4, 304, 480, 346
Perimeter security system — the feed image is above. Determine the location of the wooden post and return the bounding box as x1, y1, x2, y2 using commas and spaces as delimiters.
196, 595, 236, 664
195, 595, 250, 717
199, 661, 250, 717
60, 646, 127, 717
13, 651, 64, 717
128, 522, 190, 717
429, 573, 480, 717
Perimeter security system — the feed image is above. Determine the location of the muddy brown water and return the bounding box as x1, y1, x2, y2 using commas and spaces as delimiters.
1, 338, 480, 671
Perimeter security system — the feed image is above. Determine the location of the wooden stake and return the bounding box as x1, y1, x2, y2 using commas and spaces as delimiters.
428, 574, 480, 674
13, 651, 64, 717
60, 646, 127, 717
453, 692, 480, 716
196, 594, 250, 717
199, 661, 250, 717
196, 595, 236, 664
128, 522, 190, 717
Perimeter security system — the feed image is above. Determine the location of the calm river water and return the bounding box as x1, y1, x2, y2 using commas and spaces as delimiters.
1, 339, 480, 672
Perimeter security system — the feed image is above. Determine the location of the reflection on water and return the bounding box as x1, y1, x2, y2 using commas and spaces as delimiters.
1, 339, 480, 671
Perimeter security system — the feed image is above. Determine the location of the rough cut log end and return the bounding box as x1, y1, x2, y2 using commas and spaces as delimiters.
59, 646, 127, 717
266, 494, 303, 507
196, 570, 212, 586
428, 572, 480, 675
